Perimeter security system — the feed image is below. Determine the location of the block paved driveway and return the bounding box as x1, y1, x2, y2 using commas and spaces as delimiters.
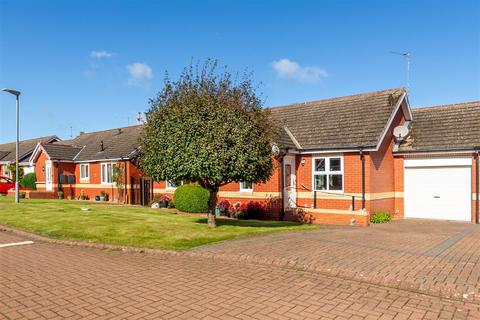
0, 220, 479, 320
193, 219, 480, 303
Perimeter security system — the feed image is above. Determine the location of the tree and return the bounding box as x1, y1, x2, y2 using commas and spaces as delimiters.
7, 164, 24, 183
139, 60, 279, 227
112, 164, 125, 204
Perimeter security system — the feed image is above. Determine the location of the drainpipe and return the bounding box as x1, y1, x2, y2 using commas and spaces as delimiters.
279, 148, 288, 221
360, 149, 365, 210
476, 149, 479, 224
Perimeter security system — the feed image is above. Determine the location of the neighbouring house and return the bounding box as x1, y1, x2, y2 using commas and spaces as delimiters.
29, 126, 144, 201
0, 136, 59, 178
27, 88, 480, 226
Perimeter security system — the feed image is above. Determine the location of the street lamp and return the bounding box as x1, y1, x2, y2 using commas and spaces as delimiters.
2, 88, 21, 203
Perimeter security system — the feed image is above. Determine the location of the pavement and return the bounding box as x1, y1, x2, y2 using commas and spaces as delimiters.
1, 219, 479, 319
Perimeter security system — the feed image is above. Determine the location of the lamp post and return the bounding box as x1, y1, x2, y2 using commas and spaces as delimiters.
2, 88, 21, 203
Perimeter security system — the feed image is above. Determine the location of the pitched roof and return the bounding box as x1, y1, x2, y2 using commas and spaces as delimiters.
0, 136, 59, 162
399, 101, 480, 152
0, 151, 10, 161
269, 88, 407, 150
57, 125, 143, 161
40, 143, 84, 161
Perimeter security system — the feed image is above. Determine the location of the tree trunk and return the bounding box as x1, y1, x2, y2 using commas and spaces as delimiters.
207, 189, 218, 228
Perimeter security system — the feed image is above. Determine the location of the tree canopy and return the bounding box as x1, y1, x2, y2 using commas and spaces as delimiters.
138, 60, 279, 226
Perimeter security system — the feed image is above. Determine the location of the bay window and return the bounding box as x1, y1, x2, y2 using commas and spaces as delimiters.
313, 156, 343, 192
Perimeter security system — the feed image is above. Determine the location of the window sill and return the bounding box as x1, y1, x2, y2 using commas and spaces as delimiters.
312, 191, 345, 195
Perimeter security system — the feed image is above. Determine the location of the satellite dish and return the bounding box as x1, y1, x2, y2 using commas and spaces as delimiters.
393, 126, 409, 139
271, 143, 280, 155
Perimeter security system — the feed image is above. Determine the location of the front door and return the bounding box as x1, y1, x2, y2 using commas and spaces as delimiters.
283, 155, 296, 208
45, 161, 53, 191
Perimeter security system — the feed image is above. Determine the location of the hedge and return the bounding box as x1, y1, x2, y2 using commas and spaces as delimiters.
173, 184, 209, 213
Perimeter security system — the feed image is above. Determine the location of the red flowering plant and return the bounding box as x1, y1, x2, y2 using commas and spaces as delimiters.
160, 194, 172, 202
232, 201, 265, 220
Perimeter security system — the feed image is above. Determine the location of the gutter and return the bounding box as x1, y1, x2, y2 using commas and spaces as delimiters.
297, 146, 377, 154
394, 147, 479, 155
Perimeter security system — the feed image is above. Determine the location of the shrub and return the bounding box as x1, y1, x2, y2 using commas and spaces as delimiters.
370, 211, 392, 224
173, 184, 209, 213
21, 173, 36, 190
232, 201, 266, 220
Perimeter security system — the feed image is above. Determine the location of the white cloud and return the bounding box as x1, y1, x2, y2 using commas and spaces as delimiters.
126, 62, 153, 85
272, 58, 328, 83
89, 51, 113, 59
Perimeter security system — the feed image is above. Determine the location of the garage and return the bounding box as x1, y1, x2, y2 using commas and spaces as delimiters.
404, 158, 472, 221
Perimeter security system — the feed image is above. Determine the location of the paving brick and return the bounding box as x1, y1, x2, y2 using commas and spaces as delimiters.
193, 219, 480, 303
1, 222, 480, 319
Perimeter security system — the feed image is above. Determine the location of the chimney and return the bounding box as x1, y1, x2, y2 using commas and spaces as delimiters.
117, 128, 122, 135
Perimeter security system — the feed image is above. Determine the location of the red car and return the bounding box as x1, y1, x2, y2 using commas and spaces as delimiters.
0, 176, 15, 194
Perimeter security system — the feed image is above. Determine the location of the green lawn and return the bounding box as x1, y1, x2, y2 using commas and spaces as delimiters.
0, 196, 315, 250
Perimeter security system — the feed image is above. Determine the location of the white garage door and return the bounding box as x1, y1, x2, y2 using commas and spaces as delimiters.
404, 158, 471, 221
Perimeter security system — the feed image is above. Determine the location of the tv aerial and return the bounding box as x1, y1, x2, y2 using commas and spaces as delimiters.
390, 51, 411, 92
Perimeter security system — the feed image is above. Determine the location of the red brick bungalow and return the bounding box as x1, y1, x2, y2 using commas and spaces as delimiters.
28, 88, 479, 226
29, 126, 144, 202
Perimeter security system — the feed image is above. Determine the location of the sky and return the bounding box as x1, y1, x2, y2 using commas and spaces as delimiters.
0, 0, 479, 143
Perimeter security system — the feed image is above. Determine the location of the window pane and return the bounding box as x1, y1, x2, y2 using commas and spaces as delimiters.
329, 158, 341, 171
314, 174, 327, 190
85, 165, 89, 178
107, 164, 113, 182
241, 181, 253, 190
167, 180, 181, 188
329, 174, 343, 190
314, 159, 325, 172
102, 165, 106, 182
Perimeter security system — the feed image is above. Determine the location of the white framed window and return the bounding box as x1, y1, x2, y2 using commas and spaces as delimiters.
80, 164, 89, 181
166, 180, 183, 190
240, 181, 253, 192
312, 156, 344, 192
101, 163, 115, 184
